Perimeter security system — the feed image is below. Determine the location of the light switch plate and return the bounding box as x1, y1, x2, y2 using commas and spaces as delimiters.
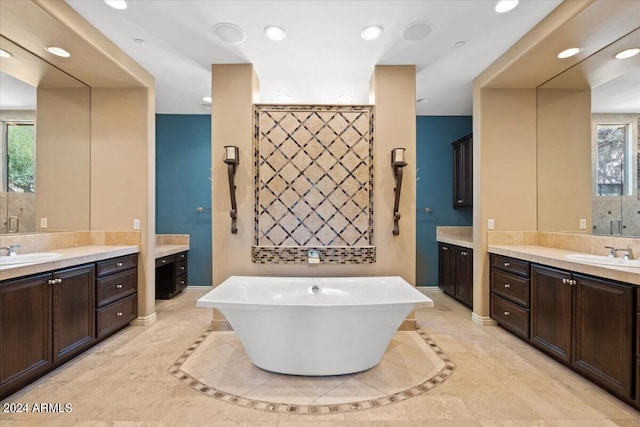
40, 218, 48, 228
579, 218, 587, 229
488, 219, 495, 230
133, 219, 140, 230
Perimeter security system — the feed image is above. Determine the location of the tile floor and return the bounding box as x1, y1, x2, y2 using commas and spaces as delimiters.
1, 287, 639, 426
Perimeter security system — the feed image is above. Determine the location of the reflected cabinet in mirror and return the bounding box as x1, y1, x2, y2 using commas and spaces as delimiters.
537, 27, 640, 237
0, 36, 90, 235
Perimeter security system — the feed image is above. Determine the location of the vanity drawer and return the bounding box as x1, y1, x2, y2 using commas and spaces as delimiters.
175, 261, 187, 277
97, 254, 138, 277
491, 270, 530, 307
491, 254, 530, 277
96, 294, 137, 338
156, 254, 175, 268
176, 251, 187, 262
491, 294, 529, 340
96, 269, 136, 308
175, 274, 187, 292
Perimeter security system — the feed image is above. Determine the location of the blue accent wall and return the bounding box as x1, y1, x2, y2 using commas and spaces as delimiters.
416, 116, 473, 286
156, 114, 212, 286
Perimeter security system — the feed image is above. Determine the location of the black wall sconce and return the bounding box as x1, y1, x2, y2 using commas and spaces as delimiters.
224, 145, 239, 234
391, 147, 407, 236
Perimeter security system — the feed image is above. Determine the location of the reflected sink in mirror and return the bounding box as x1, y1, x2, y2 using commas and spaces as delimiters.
564, 253, 640, 268
0, 252, 61, 266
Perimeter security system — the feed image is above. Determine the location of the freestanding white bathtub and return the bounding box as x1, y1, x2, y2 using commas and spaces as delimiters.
196, 276, 433, 376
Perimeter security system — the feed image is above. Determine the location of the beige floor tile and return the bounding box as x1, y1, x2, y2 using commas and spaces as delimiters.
314, 377, 386, 405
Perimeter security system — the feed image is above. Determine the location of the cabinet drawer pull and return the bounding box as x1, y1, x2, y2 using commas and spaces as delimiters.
461, 251, 468, 256
442, 247, 448, 251
504, 311, 510, 316
161, 259, 166, 263
116, 284, 123, 289
180, 266, 185, 271
180, 280, 185, 285
504, 283, 511, 288
55, 278, 62, 284
570, 279, 576, 285
116, 262, 123, 267
504, 262, 510, 267
48, 279, 55, 285
116, 312, 123, 316
457, 199, 463, 203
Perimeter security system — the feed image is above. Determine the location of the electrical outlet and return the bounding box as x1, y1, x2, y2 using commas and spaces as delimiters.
40, 218, 48, 229
579, 218, 587, 229
133, 219, 141, 230
488, 219, 495, 230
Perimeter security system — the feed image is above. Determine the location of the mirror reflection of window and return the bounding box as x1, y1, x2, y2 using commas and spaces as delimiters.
597, 123, 630, 196
5, 122, 35, 193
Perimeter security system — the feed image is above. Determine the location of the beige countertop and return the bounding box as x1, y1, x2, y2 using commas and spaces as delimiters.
155, 244, 189, 258
436, 226, 473, 249
0, 245, 139, 282
489, 245, 640, 286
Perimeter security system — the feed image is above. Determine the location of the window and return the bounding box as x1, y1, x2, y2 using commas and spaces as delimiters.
597, 124, 630, 196
4, 122, 35, 193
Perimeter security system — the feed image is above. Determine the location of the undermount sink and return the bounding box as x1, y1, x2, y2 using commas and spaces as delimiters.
564, 253, 640, 268
0, 252, 61, 266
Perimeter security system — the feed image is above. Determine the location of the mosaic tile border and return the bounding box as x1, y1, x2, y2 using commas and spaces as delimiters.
252, 104, 375, 264
169, 327, 456, 415
251, 245, 376, 264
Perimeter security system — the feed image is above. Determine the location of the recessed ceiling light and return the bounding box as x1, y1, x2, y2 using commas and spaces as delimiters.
276, 94, 291, 102
339, 94, 353, 103
264, 26, 286, 41
416, 98, 429, 104
454, 41, 466, 48
45, 46, 71, 58
104, 0, 127, 10
615, 48, 640, 59
361, 25, 383, 41
557, 47, 581, 59
402, 22, 433, 42
202, 96, 212, 104
212, 23, 245, 44
0, 48, 13, 58
494, 0, 519, 13
134, 38, 146, 46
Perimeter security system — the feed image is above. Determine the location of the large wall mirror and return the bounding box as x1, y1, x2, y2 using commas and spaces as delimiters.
0, 36, 90, 235
537, 27, 640, 236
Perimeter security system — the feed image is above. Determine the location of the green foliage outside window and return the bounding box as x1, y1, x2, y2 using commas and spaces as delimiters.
597, 124, 627, 196
7, 123, 35, 193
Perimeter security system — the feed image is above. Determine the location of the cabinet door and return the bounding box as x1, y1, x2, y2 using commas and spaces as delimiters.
452, 134, 472, 208
438, 244, 455, 296
573, 274, 632, 398
52, 264, 96, 363
0, 274, 51, 398
531, 265, 572, 363
455, 247, 472, 308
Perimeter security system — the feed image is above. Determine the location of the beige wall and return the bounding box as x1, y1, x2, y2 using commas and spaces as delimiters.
537, 88, 592, 231
473, 88, 538, 318
91, 87, 155, 318
211, 64, 416, 325
35, 87, 91, 232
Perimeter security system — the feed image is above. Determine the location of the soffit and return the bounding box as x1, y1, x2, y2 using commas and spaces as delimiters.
0, 0, 152, 88
480, 0, 640, 89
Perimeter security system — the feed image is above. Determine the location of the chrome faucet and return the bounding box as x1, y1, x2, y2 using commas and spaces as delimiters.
605, 245, 634, 259
0, 244, 20, 256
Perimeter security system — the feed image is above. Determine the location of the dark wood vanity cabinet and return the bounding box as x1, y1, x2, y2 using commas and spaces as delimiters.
52, 264, 96, 363
492, 256, 635, 404
531, 264, 633, 399
438, 243, 473, 309
96, 254, 138, 339
0, 264, 97, 398
156, 251, 188, 299
452, 133, 472, 208
0, 254, 138, 399
490, 255, 531, 340
0, 273, 52, 399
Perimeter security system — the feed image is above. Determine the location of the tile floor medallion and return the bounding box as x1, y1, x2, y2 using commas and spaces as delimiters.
169, 327, 455, 415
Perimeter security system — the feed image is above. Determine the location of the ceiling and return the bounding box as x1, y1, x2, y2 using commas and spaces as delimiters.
63, 0, 563, 115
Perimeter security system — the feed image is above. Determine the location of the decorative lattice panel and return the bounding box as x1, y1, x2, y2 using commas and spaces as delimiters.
253, 105, 374, 263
